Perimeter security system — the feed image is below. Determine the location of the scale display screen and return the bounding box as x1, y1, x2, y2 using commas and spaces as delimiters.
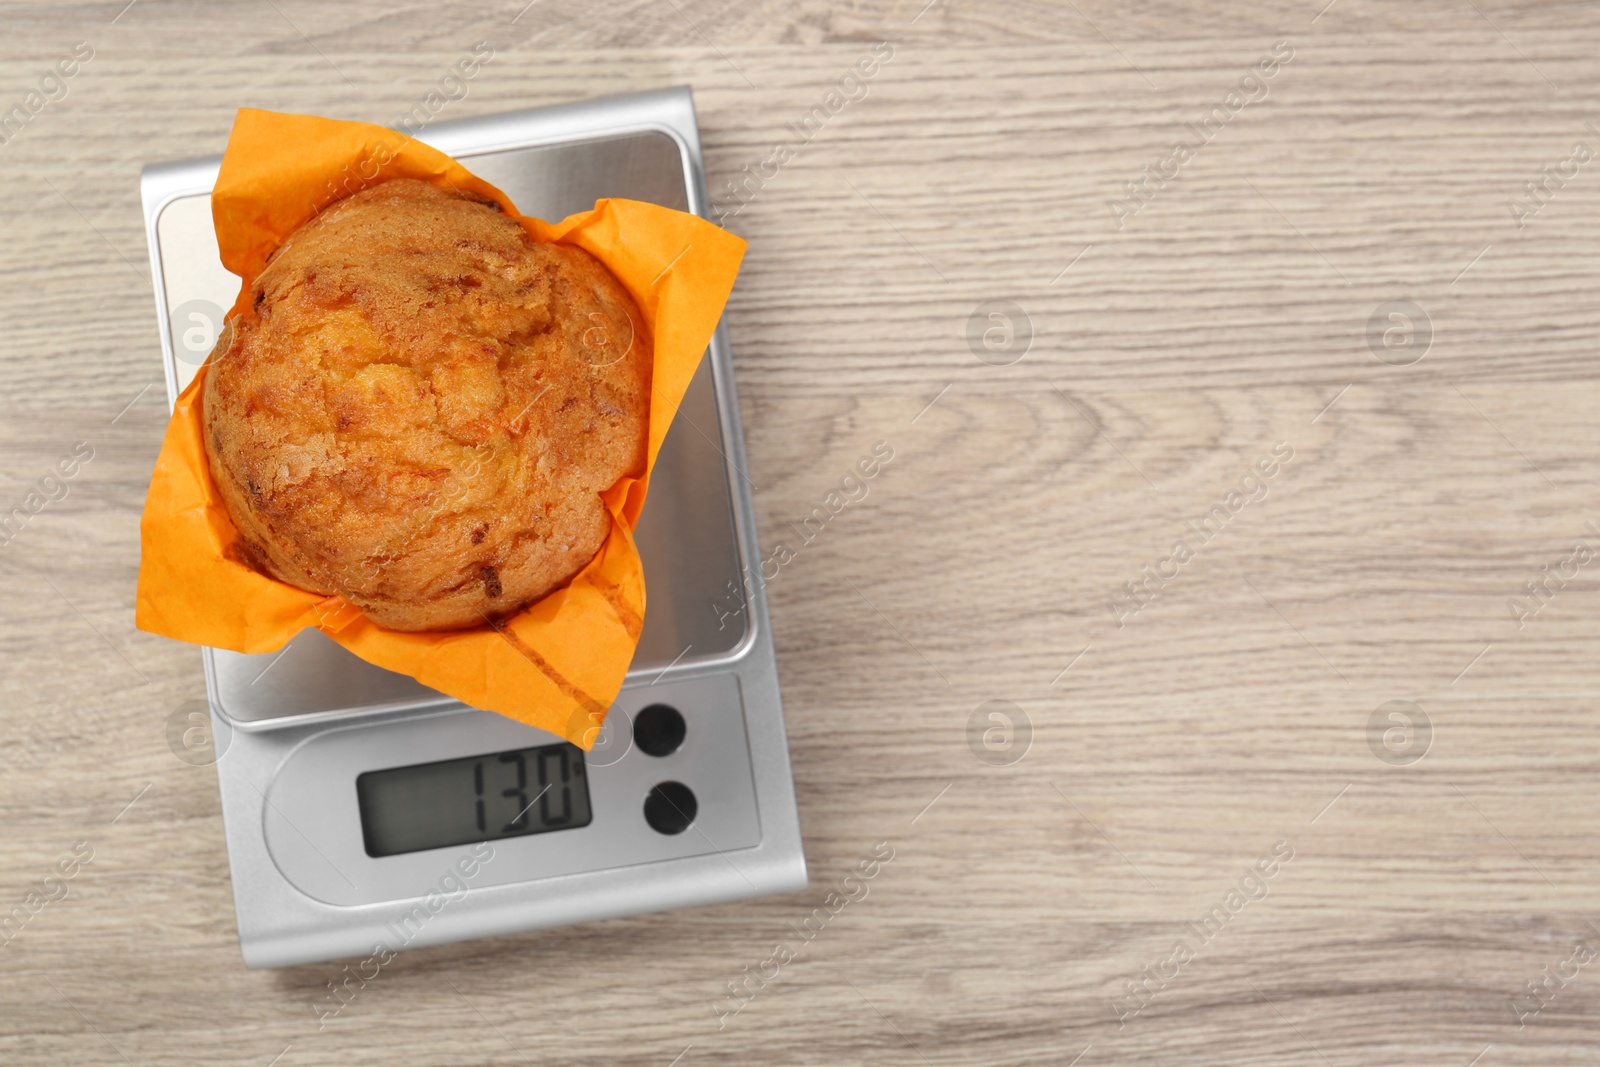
357, 741, 593, 858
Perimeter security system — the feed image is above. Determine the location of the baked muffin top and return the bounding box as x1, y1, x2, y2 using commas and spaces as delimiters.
201, 178, 650, 631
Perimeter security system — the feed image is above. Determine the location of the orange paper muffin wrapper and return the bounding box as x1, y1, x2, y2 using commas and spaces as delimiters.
136, 108, 746, 748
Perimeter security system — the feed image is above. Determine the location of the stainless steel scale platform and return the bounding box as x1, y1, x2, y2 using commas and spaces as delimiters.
139, 88, 806, 968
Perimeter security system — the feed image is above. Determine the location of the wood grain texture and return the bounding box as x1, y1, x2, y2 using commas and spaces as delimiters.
2, 1, 1599, 1064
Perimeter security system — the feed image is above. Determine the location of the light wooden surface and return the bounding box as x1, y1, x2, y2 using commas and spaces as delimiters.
4, 1, 1600, 1063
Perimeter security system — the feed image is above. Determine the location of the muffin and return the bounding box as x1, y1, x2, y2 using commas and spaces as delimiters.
201, 178, 650, 632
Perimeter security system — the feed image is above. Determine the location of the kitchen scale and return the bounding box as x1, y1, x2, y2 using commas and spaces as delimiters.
139, 88, 806, 968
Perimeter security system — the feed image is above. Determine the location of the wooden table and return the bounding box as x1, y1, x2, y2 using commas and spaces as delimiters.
3, 2, 1598, 1063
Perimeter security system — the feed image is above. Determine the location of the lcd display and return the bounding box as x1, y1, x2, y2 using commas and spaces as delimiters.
357, 741, 592, 858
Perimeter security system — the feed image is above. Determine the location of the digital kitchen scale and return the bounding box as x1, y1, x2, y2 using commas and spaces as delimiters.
139, 88, 806, 968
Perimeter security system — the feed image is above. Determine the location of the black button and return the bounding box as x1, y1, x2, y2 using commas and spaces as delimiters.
633, 703, 686, 757
643, 781, 697, 835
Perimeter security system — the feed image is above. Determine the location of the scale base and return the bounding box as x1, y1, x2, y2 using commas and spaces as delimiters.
139, 87, 805, 968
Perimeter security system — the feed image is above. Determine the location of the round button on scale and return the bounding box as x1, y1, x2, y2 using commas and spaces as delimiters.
643, 781, 697, 835
632, 703, 686, 757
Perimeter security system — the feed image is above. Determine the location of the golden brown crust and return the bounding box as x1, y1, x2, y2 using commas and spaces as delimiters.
201, 178, 650, 632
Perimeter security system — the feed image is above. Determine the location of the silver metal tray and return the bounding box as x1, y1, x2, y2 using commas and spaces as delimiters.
145, 96, 757, 729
